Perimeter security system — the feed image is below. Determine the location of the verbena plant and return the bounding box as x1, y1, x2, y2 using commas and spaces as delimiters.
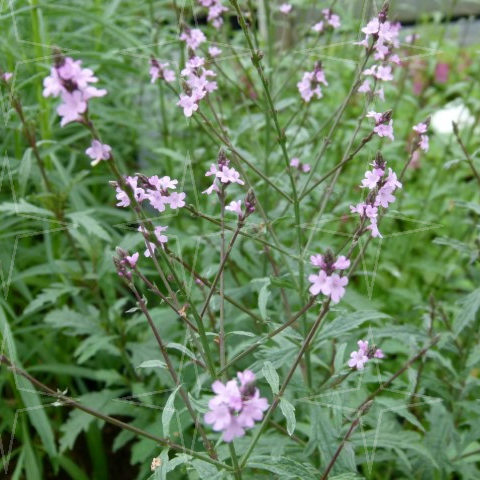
1, 0, 479, 479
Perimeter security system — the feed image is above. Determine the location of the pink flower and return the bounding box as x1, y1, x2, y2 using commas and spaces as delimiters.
237, 370, 256, 389
420, 135, 429, 152
217, 166, 244, 185
375, 65, 393, 81
57, 91, 87, 126
225, 200, 243, 217
302, 164, 311, 173
168, 192, 186, 209
85, 139, 111, 166
290, 157, 300, 168
308, 270, 329, 296
125, 252, 139, 268
279, 3, 292, 14
154, 225, 168, 244
357, 340, 369, 353
310, 254, 326, 268
374, 120, 394, 140
333, 255, 350, 270
374, 348, 384, 358
326, 274, 348, 304
312, 21, 324, 32
237, 390, 268, 428
1, 72, 13, 82
148, 191, 168, 212
348, 350, 369, 370
205, 404, 233, 432
297, 65, 327, 102
367, 220, 383, 238
204, 372, 268, 442
358, 80, 371, 93
361, 170, 381, 189
413, 122, 428, 134
177, 94, 198, 117
150, 60, 175, 83
180, 28, 206, 50
144, 241, 157, 258
208, 46, 222, 57
203, 182, 220, 195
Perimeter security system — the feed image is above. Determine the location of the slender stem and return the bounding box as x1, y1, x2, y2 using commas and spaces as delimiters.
200, 220, 243, 320
319, 336, 440, 479
217, 297, 316, 375
219, 187, 227, 373
0, 355, 231, 470
128, 283, 217, 459
239, 300, 331, 468
452, 122, 480, 187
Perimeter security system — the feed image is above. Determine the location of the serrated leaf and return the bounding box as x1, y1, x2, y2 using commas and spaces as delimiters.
68, 211, 111, 242
454, 288, 480, 336
280, 398, 296, 436
262, 360, 279, 394
162, 385, 180, 438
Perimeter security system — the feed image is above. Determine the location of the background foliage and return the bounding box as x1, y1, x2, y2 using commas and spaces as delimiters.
1, 0, 480, 479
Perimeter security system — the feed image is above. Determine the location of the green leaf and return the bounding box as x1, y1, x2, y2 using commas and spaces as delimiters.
248, 455, 319, 479
24, 284, 78, 315
137, 359, 167, 369
262, 360, 279, 395
454, 288, 480, 336
280, 398, 296, 436
67, 211, 111, 242
0, 307, 57, 461
162, 386, 181, 438
258, 280, 271, 320
0, 199, 54, 217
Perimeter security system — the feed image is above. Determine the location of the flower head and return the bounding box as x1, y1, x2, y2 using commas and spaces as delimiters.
85, 139, 111, 166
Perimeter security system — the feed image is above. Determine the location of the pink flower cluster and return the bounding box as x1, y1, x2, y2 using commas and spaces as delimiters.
350, 153, 402, 238
308, 251, 350, 304
297, 62, 328, 102
149, 58, 176, 84
177, 55, 217, 117
413, 121, 430, 152
204, 370, 268, 442
203, 151, 244, 196
113, 175, 186, 256
43, 56, 107, 126
348, 340, 384, 370
312, 8, 341, 32
357, 7, 401, 99
290, 157, 311, 173
198, 0, 227, 29
367, 110, 394, 141
180, 27, 206, 50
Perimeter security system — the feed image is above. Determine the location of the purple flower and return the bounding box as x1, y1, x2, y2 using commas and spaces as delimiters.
208, 46, 222, 57
168, 192, 186, 209
348, 350, 369, 370
374, 120, 394, 141
177, 94, 198, 117
180, 28, 206, 50
325, 274, 348, 304
308, 270, 329, 296
85, 139, 111, 166
225, 200, 243, 217
312, 21, 324, 32
333, 255, 350, 270
150, 59, 175, 83
297, 64, 327, 102
204, 371, 268, 442
57, 91, 87, 126
413, 122, 428, 134
125, 252, 139, 268
43, 56, 107, 127
154, 225, 168, 244
420, 135, 429, 152
279, 3, 292, 14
